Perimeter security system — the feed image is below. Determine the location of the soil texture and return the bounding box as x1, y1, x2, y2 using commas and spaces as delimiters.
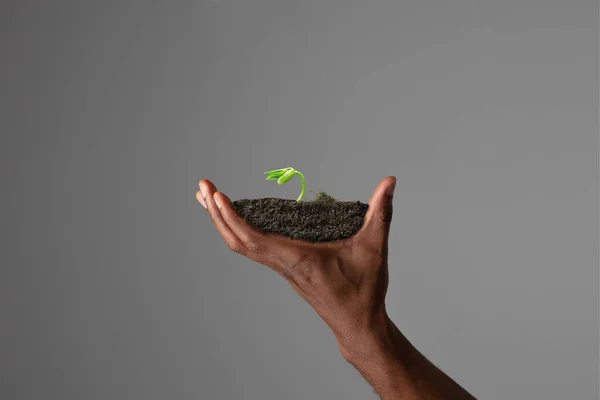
232, 198, 369, 242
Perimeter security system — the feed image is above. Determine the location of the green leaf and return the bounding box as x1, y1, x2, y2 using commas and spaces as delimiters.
266, 175, 279, 180
264, 168, 290, 175
266, 171, 285, 178
277, 169, 296, 184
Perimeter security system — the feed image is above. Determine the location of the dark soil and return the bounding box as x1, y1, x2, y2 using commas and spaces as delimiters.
232, 198, 369, 242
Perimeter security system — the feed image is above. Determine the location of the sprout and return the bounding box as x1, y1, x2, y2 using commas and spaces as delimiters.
264, 167, 306, 202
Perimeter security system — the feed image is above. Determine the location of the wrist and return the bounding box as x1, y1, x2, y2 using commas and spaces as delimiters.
337, 310, 399, 363
340, 312, 420, 372
337, 312, 425, 399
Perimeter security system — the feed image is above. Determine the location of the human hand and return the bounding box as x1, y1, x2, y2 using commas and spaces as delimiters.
197, 178, 478, 400
196, 177, 396, 358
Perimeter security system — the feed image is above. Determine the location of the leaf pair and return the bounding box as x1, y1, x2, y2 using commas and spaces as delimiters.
265, 167, 296, 184
264, 167, 306, 202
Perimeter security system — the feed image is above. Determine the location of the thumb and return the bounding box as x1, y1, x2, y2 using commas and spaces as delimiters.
354, 176, 396, 247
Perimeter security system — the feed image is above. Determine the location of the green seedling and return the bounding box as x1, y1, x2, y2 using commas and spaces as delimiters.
264, 167, 306, 202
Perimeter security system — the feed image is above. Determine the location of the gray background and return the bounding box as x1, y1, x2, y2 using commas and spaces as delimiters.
1, 1, 598, 399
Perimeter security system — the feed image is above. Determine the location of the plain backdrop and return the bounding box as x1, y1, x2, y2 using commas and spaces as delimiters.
1, 1, 598, 399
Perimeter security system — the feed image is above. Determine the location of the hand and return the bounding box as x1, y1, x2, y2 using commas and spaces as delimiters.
197, 177, 477, 399
196, 177, 397, 358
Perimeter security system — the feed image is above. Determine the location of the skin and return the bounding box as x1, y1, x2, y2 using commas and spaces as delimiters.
197, 177, 476, 400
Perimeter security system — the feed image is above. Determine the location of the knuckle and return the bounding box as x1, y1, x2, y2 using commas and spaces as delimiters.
298, 266, 316, 284
245, 239, 264, 254
288, 267, 315, 288
288, 254, 322, 286
227, 241, 245, 255
306, 266, 326, 286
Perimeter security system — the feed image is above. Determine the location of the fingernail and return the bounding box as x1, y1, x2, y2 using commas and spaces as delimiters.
214, 194, 222, 210
386, 180, 396, 197
200, 184, 207, 200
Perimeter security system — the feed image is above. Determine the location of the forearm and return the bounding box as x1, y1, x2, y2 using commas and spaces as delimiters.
340, 311, 476, 400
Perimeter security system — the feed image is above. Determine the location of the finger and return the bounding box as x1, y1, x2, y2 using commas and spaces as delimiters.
199, 180, 247, 255
354, 176, 396, 248
213, 192, 271, 257
200, 181, 320, 284
213, 191, 309, 279
196, 190, 207, 209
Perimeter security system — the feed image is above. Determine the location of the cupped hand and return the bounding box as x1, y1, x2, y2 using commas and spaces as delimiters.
196, 177, 397, 358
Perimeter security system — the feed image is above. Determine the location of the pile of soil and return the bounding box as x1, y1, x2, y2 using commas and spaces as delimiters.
232, 198, 369, 242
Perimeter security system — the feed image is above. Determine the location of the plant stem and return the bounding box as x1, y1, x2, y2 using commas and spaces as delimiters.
295, 171, 306, 202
